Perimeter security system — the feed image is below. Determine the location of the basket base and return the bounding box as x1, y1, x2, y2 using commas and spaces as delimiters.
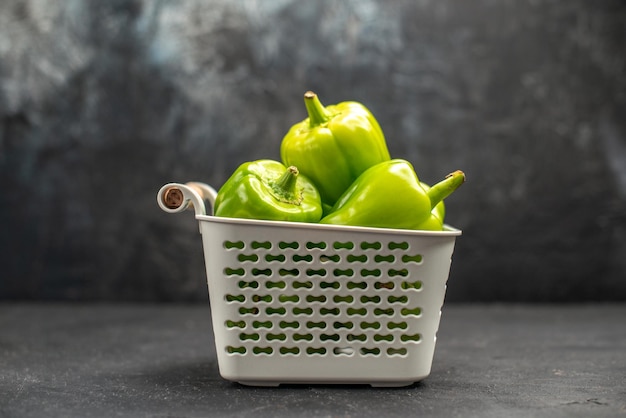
235, 380, 418, 388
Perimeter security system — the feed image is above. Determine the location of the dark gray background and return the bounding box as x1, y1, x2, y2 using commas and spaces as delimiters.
1, 0, 625, 302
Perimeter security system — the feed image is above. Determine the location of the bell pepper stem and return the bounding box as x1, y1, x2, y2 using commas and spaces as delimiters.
304, 91, 331, 127
426, 170, 465, 209
271, 166, 303, 205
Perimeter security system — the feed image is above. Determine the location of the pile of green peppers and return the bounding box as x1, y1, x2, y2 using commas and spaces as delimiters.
214, 91, 465, 231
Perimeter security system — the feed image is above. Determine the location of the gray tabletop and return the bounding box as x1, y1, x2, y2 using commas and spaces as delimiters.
1, 303, 624, 417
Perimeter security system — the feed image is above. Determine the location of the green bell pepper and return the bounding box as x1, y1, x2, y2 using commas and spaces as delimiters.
214, 160, 323, 223
280, 91, 391, 207
320, 159, 465, 230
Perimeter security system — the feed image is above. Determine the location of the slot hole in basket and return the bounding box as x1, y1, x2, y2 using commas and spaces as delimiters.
401, 280, 423, 290
333, 321, 354, 330
225, 320, 245, 329
360, 347, 381, 356
279, 268, 299, 277
225, 294, 245, 303
293, 254, 313, 263
252, 268, 272, 277
293, 280, 313, 289
224, 241, 245, 250
278, 294, 300, 303
279, 320, 300, 329
238, 280, 259, 289
360, 321, 381, 330
252, 347, 274, 355
239, 332, 260, 341
401, 307, 422, 317
306, 295, 327, 303
387, 347, 408, 356
360, 241, 382, 250
347, 254, 367, 263
252, 320, 272, 329
401, 254, 423, 263
280, 347, 300, 355
279, 241, 299, 250
319, 281, 339, 289
389, 269, 409, 277
226, 346, 246, 354
320, 333, 340, 342
265, 254, 286, 262
265, 280, 286, 289
374, 308, 395, 316
306, 347, 327, 356
306, 241, 327, 250
388, 295, 409, 304
360, 295, 381, 304
374, 281, 394, 289
320, 254, 340, 263
374, 334, 394, 342
225, 268, 245, 277
320, 307, 340, 316
239, 307, 260, 315
347, 333, 367, 342
237, 254, 259, 262
306, 268, 327, 277
401, 333, 422, 342
388, 241, 409, 250
251, 241, 272, 250
347, 281, 367, 290
333, 268, 354, 277
374, 254, 395, 263
333, 241, 355, 250
252, 294, 272, 303
293, 333, 314, 341
347, 308, 367, 316
265, 307, 287, 316
387, 321, 408, 330
361, 269, 381, 277
333, 295, 354, 304
293, 307, 313, 316
266, 333, 287, 341
306, 321, 327, 329
333, 347, 354, 356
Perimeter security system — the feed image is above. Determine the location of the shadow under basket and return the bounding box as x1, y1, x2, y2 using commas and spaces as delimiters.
157, 182, 461, 387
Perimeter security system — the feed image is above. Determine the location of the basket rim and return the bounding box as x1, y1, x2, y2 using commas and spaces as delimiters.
196, 214, 462, 237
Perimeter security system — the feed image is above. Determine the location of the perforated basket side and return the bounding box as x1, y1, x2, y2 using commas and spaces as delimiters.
197, 215, 459, 386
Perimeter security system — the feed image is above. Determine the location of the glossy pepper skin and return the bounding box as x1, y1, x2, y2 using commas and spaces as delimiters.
280, 91, 391, 207
214, 160, 323, 223
320, 159, 465, 231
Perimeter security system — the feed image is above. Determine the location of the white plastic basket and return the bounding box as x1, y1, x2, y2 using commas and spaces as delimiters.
157, 182, 461, 387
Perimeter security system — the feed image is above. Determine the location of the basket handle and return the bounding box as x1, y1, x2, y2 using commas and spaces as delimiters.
157, 182, 218, 217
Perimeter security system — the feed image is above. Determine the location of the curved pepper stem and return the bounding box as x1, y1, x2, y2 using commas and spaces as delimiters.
426, 170, 465, 209
304, 91, 331, 127
271, 166, 303, 205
